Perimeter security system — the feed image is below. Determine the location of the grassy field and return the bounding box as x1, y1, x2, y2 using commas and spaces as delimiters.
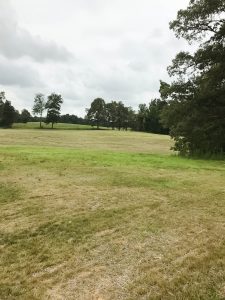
12, 122, 94, 130
0, 129, 225, 299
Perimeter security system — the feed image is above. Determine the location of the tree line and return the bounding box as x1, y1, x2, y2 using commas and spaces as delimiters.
159, 0, 225, 156
0, 91, 169, 134
85, 97, 169, 134
0, 92, 65, 129
1, 0, 224, 156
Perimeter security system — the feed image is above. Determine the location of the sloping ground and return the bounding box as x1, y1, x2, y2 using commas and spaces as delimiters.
0, 130, 225, 299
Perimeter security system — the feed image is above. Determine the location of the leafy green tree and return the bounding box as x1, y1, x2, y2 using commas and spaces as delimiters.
136, 100, 168, 134
0, 92, 5, 125
19, 109, 31, 123
160, 0, 225, 155
33, 93, 46, 128
137, 104, 148, 131
45, 93, 63, 129
147, 99, 169, 134
127, 107, 136, 131
86, 98, 106, 129
114, 101, 126, 131
106, 101, 119, 129
2, 100, 16, 128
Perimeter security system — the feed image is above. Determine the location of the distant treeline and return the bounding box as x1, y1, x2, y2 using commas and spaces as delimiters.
1, 0, 224, 156
86, 98, 169, 134
0, 91, 169, 134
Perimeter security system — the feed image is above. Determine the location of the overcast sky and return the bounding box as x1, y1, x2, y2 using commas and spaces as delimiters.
0, 0, 190, 116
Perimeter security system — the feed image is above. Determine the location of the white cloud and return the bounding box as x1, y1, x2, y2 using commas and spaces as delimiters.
0, 0, 190, 116
0, 1, 73, 62
0, 56, 43, 87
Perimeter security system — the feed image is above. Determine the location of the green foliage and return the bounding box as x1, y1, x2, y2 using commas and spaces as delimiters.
19, 109, 31, 123
105, 101, 118, 129
45, 93, 63, 129
161, 0, 225, 155
1, 100, 16, 128
137, 99, 169, 134
33, 93, 46, 128
0, 91, 5, 124
113, 101, 128, 131
86, 99, 136, 131
86, 98, 106, 129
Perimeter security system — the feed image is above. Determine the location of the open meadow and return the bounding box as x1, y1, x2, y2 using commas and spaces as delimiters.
0, 127, 225, 299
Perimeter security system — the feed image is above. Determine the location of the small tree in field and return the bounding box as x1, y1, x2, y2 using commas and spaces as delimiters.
33, 93, 46, 128
45, 93, 63, 129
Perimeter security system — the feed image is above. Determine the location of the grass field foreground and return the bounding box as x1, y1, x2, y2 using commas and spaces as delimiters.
0, 129, 225, 299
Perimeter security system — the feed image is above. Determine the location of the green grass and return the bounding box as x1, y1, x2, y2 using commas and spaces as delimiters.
0, 129, 225, 299
12, 122, 95, 130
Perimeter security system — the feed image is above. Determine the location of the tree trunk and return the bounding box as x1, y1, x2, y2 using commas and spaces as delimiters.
52, 122, 53, 129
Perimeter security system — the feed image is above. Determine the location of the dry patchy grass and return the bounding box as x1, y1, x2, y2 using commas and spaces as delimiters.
0, 129, 225, 299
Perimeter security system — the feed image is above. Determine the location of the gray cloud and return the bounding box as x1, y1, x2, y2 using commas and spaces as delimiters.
0, 56, 43, 87
0, 1, 73, 62
0, 0, 191, 116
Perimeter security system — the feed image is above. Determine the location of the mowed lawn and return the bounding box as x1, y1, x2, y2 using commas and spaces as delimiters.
0, 129, 225, 299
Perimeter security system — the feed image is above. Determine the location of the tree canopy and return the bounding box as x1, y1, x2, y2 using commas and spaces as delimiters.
86, 98, 106, 129
1, 100, 16, 128
45, 93, 63, 129
33, 93, 46, 128
160, 0, 225, 155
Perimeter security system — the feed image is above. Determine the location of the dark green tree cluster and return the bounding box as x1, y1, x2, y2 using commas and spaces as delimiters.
160, 0, 225, 155
86, 97, 168, 133
0, 91, 64, 129
137, 99, 169, 134
0, 92, 16, 128
59, 114, 87, 125
16, 109, 32, 123
86, 98, 136, 130
33, 93, 63, 128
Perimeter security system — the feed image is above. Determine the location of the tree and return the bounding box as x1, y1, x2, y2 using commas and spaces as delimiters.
0, 92, 5, 125
1, 100, 16, 128
147, 99, 169, 134
136, 100, 168, 134
137, 104, 148, 131
106, 101, 118, 129
127, 107, 136, 131
45, 93, 63, 129
160, 0, 225, 155
19, 109, 31, 123
33, 93, 46, 128
86, 98, 106, 129
115, 102, 132, 131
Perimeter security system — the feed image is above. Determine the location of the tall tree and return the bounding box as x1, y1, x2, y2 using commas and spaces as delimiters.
45, 93, 63, 129
0, 92, 5, 125
106, 101, 118, 129
33, 93, 46, 128
86, 98, 106, 129
147, 99, 169, 134
137, 104, 148, 132
126, 107, 136, 131
19, 109, 31, 123
160, 0, 225, 155
2, 100, 16, 128
114, 101, 126, 131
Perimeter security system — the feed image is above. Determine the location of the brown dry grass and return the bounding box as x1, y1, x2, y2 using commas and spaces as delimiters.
0, 129, 225, 299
